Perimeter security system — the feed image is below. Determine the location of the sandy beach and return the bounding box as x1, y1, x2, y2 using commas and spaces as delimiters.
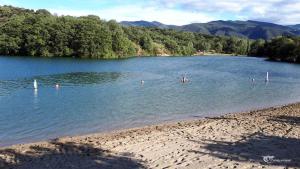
1, 103, 300, 169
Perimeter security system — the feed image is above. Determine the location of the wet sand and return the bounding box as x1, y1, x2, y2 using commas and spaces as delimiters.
1, 103, 300, 169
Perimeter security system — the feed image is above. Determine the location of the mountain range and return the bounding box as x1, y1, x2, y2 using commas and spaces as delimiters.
121, 20, 300, 40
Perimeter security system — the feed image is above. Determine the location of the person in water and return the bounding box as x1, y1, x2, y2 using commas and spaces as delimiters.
181, 74, 188, 83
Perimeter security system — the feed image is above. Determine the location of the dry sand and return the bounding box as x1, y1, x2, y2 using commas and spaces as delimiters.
1, 103, 300, 169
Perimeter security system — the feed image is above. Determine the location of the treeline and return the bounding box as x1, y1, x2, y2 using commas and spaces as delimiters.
250, 36, 300, 63
2, 5, 300, 62
0, 6, 254, 59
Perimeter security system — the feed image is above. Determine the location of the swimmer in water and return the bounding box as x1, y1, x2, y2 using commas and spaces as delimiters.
181, 74, 188, 83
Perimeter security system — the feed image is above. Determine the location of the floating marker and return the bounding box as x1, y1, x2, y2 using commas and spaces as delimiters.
266, 72, 269, 82
33, 79, 38, 89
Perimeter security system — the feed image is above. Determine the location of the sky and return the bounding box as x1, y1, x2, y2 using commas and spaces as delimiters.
1, 0, 300, 25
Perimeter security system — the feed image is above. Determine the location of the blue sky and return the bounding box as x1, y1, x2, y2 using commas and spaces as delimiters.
1, 0, 300, 25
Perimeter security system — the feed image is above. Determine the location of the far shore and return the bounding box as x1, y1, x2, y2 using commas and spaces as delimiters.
203, 52, 236, 56
1, 102, 300, 168
0, 52, 247, 60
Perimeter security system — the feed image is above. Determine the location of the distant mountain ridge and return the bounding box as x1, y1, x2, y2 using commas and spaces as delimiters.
288, 24, 300, 30
120, 21, 173, 29
121, 20, 300, 40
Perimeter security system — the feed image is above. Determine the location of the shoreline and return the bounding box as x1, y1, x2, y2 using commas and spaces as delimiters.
1, 102, 300, 168
0, 53, 244, 60
0, 102, 290, 148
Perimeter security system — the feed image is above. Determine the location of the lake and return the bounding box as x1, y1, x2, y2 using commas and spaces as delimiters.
1, 55, 300, 147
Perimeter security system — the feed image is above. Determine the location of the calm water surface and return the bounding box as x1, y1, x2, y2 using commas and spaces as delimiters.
1, 56, 300, 146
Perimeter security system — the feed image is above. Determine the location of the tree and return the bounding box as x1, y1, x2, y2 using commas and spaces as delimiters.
0, 34, 21, 55
181, 42, 195, 55
163, 38, 179, 54
249, 39, 265, 56
139, 34, 153, 53
108, 20, 136, 58
21, 14, 52, 56
214, 41, 223, 53
195, 41, 211, 51
35, 9, 51, 16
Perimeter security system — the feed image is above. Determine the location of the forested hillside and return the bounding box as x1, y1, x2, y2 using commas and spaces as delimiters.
0, 6, 252, 59
122, 20, 300, 40
1, 5, 300, 63
250, 36, 300, 63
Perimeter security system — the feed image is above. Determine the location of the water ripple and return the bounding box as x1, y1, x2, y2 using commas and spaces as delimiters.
0, 72, 130, 96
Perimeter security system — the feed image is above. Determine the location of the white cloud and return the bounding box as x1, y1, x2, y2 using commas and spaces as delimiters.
50, 5, 214, 25
154, 0, 300, 25
0, 0, 13, 5
6, 0, 300, 25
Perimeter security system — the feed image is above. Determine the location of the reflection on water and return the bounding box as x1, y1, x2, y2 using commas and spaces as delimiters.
33, 89, 39, 110
265, 81, 269, 86
0, 72, 126, 96
36, 72, 125, 86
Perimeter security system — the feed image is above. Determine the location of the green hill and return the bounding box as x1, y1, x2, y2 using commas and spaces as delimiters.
121, 20, 300, 40
0, 5, 254, 59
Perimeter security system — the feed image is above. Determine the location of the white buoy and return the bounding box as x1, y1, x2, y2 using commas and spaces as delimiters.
33, 79, 38, 89
141, 80, 144, 85
265, 72, 269, 82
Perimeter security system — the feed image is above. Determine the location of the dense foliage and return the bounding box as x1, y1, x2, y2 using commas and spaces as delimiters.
250, 36, 300, 63
0, 6, 253, 59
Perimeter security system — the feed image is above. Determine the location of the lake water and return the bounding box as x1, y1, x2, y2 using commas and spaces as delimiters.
1, 55, 300, 146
